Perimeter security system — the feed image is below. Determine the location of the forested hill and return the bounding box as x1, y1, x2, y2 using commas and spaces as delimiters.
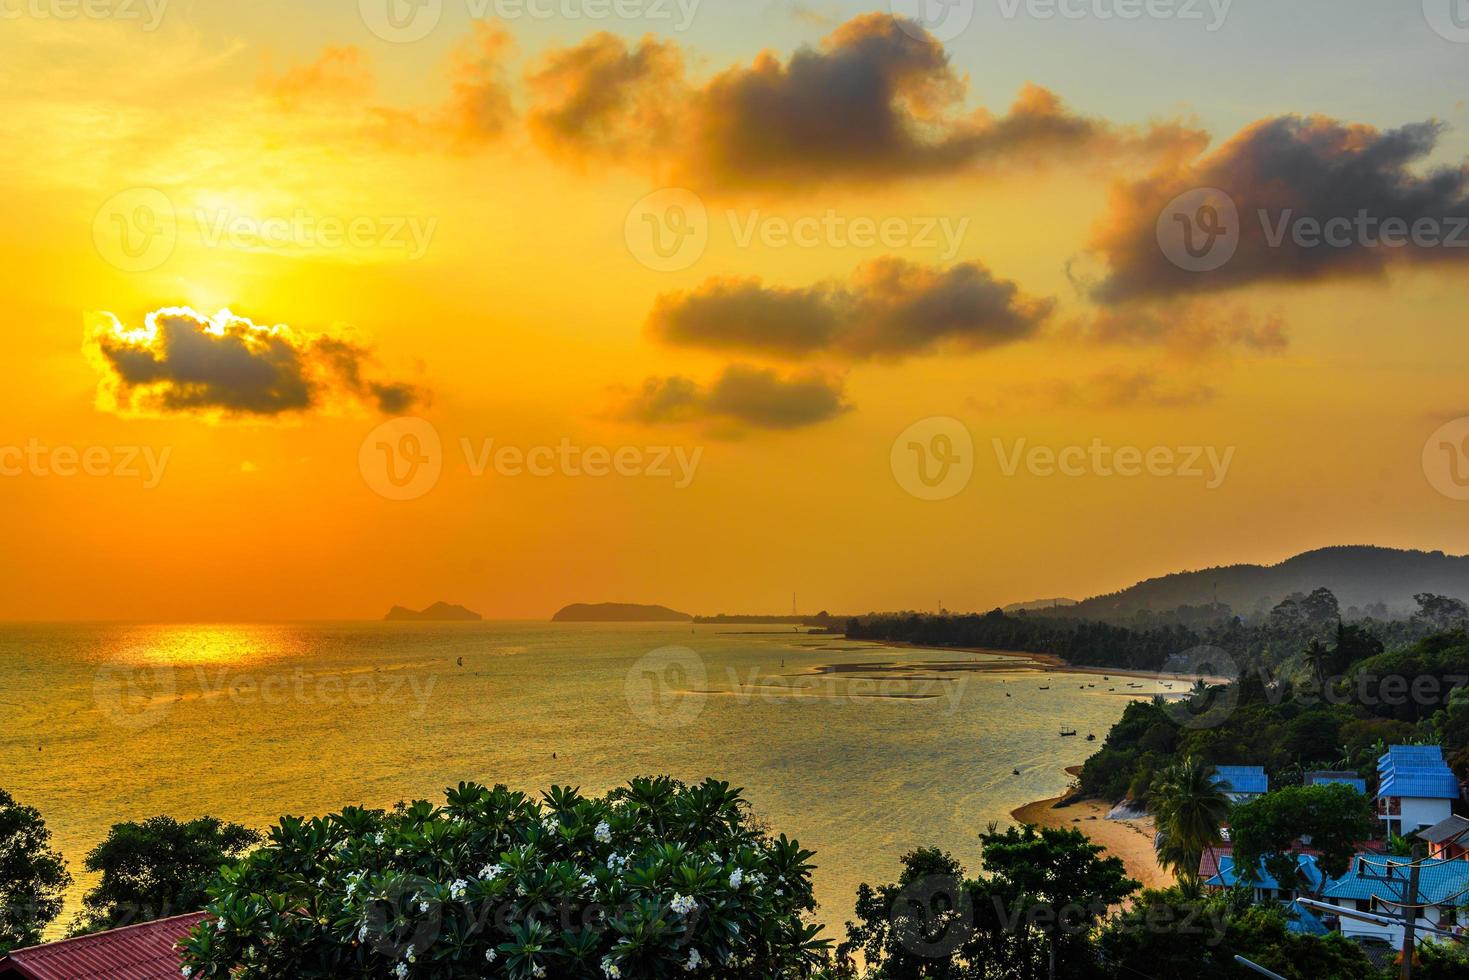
1043, 546, 1469, 622
843, 589, 1468, 677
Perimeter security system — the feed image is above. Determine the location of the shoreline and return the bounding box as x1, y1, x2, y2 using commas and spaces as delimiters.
852, 639, 1183, 684
1009, 765, 1174, 893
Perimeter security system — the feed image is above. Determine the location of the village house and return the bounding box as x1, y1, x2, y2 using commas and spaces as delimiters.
1419, 814, 1469, 862
1376, 745, 1461, 836
0, 913, 205, 980
1318, 855, 1469, 946
1210, 765, 1269, 805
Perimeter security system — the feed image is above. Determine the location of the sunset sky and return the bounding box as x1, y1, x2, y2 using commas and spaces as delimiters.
4, 0, 1469, 621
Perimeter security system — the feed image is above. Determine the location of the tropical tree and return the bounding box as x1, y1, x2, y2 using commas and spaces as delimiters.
1229, 784, 1375, 893
70, 815, 260, 935
1148, 758, 1231, 887
0, 788, 72, 953
181, 778, 830, 978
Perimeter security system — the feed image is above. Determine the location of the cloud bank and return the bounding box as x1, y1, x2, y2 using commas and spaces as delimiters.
649, 257, 1053, 360
87, 307, 426, 420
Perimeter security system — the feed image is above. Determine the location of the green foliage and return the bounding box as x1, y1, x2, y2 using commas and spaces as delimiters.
839, 825, 1136, 979
1349, 630, 1469, 724
1414, 936, 1469, 979
1228, 784, 1375, 887
70, 815, 261, 936
0, 788, 71, 953
180, 777, 829, 979
1095, 887, 1382, 980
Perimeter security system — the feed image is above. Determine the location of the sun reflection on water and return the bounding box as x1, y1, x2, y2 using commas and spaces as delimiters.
98, 625, 304, 666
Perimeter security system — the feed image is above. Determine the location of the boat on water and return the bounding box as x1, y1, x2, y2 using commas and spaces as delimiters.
1039, 685, 1050, 690
1059, 729, 1077, 737
1086, 734, 1096, 741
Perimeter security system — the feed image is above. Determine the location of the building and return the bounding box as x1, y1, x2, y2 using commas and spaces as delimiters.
1318, 855, 1469, 946
0, 913, 205, 980
1203, 852, 1325, 904
1304, 771, 1368, 795
1211, 765, 1269, 804
1376, 745, 1460, 836
1418, 814, 1469, 862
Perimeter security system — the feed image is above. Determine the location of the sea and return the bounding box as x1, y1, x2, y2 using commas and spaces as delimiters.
0, 622, 1153, 939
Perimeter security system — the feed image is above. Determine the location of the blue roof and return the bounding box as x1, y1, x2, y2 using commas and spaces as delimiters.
1378, 745, 1448, 771
1282, 900, 1329, 936
1205, 853, 1324, 893
1211, 766, 1269, 795
1376, 746, 1459, 801
1323, 855, 1469, 906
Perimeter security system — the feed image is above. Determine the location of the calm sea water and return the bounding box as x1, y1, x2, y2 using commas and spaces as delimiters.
0, 623, 1145, 939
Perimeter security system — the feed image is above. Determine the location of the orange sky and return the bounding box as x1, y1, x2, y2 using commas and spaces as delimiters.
3, 3, 1469, 621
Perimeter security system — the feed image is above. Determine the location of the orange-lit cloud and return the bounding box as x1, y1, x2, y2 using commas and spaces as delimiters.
86, 307, 427, 421
649, 257, 1053, 360
619, 364, 850, 430
527, 14, 1204, 189
259, 45, 374, 108
1092, 115, 1469, 303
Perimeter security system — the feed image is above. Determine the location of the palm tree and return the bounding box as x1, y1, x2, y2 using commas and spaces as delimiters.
1148, 757, 1232, 887
1303, 638, 1330, 692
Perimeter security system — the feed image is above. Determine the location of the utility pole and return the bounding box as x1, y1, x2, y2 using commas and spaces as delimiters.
1358, 848, 1425, 980
1400, 848, 1424, 980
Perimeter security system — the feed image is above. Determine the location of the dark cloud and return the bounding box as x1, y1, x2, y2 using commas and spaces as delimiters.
620, 365, 850, 430
649, 257, 1052, 360
528, 14, 1202, 188
1093, 114, 1469, 303
88, 307, 427, 420
527, 32, 684, 161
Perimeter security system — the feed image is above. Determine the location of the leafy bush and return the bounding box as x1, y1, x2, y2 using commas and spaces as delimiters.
180, 777, 828, 979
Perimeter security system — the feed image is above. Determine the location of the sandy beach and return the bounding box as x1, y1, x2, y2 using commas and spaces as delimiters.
1011, 780, 1174, 893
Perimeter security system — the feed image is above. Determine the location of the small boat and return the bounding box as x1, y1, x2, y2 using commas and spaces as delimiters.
1039, 686, 1050, 690
1059, 729, 1077, 737
1012, 768, 1021, 775
1086, 734, 1096, 742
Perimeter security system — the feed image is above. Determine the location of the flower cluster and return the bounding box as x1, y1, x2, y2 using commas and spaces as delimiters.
177, 777, 828, 978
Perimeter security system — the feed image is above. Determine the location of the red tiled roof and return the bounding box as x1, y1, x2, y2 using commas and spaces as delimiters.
1198, 845, 1232, 882
0, 913, 207, 980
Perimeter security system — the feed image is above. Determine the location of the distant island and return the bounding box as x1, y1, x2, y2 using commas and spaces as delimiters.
384, 601, 483, 622
552, 603, 692, 622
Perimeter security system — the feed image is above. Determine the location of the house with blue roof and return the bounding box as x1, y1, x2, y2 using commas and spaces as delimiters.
1210, 765, 1268, 804
1377, 745, 1460, 836
1203, 852, 1324, 904
1319, 854, 1469, 946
